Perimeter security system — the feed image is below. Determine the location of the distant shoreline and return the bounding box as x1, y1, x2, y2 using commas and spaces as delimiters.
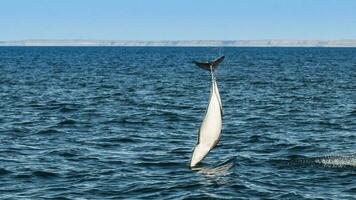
1, 40, 356, 47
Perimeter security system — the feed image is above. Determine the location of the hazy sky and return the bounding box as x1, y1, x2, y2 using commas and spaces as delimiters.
1, 0, 356, 40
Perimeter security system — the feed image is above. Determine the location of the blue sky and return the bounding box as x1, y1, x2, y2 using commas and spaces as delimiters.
1, 0, 356, 40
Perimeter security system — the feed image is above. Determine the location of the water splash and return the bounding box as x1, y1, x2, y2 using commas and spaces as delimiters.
284, 154, 356, 169
314, 154, 356, 168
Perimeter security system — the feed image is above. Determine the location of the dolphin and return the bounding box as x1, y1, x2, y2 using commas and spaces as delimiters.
190, 56, 224, 167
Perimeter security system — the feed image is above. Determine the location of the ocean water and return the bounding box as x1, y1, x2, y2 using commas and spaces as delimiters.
0, 47, 355, 199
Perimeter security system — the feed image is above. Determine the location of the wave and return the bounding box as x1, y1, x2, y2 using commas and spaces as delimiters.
191, 157, 236, 177
32, 170, 59, 178
36, 128, 63, 135
57, 119, 77, 126
14, 170, 59, 179
0, 168, 12, 176
59, 106, 78, 113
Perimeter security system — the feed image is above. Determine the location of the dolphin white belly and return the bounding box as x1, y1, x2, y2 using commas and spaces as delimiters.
190, 76, 222, 167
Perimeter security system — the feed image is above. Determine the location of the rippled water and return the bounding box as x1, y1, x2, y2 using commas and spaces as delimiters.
0, 47, 355, 199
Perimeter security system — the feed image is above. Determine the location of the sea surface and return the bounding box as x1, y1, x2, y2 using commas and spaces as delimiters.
0, 47, 355, 199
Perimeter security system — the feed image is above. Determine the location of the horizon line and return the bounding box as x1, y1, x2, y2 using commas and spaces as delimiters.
1, 39, 356, 47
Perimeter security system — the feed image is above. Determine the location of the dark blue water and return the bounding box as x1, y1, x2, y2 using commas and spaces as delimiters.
0, 47, 355, 199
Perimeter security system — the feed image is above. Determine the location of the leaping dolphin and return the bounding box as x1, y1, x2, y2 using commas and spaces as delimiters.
190, 56, 224, 167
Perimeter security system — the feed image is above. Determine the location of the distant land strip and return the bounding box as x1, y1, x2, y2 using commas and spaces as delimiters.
1, 40, 356, 47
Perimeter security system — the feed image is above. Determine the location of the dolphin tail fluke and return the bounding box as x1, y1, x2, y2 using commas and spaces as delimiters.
192, 56, 225, 71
